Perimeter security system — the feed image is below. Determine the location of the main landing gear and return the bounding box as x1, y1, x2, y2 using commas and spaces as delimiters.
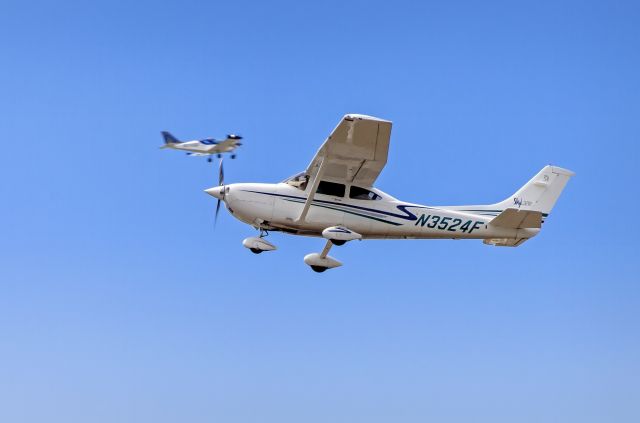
304, 240, 342, 273
303, 226, 362, 273
242, 229, 277, 254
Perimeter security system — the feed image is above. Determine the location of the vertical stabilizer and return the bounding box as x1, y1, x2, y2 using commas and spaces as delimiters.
497, 165, 575, 215
161, 131, 181, 145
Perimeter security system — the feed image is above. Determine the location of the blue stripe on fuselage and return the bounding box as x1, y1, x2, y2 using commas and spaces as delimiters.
240, 189, 425, 222
281, 198, 403, 226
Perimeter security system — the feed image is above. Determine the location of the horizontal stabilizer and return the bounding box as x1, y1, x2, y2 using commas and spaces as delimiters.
483, 238, 530, 247
490, 208, 542, 229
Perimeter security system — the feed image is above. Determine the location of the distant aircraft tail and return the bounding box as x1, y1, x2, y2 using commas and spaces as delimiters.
161, 131, 181, 146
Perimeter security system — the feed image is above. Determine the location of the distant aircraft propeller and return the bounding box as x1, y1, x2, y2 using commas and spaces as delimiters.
228, 134, 243, 146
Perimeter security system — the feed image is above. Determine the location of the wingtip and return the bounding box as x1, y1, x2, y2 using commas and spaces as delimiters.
344, 113, 391, 123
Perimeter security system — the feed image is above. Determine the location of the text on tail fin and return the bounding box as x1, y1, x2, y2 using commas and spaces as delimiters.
504, 165, 574, 215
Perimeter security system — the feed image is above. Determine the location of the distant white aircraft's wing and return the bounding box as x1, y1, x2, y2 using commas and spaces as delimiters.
213, 135, 242, 152
305, 114, 392, 187
216, 139, 236, 148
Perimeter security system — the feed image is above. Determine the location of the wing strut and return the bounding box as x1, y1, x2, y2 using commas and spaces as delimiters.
296, 157, 326, 223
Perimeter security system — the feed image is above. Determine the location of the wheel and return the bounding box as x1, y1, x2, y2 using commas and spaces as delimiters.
310, 265, 328, 273
250, 248, 263, 254
330, 240, 346, 246
207, 157, 212, 163
217, 154, 222, 158
231, 154, 236, 159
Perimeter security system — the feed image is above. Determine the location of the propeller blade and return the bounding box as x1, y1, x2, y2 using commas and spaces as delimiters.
215, 198, 221, 226
218, 158, 225, 186
213, 158, 225, 229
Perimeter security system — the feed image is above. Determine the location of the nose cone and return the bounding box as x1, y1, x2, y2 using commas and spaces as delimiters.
205, 186, 224, 200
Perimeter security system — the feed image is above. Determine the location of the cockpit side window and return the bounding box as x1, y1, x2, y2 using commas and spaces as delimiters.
349, 186, 382, 200
284, 172, 309, 190
317, 181, 345, 197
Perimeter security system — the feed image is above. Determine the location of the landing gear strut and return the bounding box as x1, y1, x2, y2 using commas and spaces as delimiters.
303, 226, 361, 272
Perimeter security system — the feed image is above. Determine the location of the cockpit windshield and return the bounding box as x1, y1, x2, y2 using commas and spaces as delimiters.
283, 172, 309, 190
349, 185, 382, 200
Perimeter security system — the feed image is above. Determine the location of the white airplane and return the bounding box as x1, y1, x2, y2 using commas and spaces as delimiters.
206, 114, 574, 272
160, 131, 242, 162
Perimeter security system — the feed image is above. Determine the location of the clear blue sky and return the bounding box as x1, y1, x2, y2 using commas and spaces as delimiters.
1, 1, 639, 422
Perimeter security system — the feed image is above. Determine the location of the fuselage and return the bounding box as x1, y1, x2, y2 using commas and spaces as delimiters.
216, 182, 539, 242
170, 140, 236, 154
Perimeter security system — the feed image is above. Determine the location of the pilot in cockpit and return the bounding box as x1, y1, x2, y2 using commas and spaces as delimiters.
284, 172, 310, 191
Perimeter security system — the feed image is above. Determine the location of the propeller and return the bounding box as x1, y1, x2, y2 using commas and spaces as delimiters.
215, 158, 225, 226
227, 134, 243, 146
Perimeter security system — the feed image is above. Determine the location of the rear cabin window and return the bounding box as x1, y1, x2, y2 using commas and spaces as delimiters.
317, 181, 345, 197
349, 186, 382, 200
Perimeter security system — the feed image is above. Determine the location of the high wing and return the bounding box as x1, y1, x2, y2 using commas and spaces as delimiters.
213, 134, 243, 150
305, 114, 392, 187
215, 139, 237, 149
296, 114, 392, 223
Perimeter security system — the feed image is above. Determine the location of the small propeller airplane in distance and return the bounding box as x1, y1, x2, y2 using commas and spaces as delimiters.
160, 131, 243, 162
206, 114, 574, 273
